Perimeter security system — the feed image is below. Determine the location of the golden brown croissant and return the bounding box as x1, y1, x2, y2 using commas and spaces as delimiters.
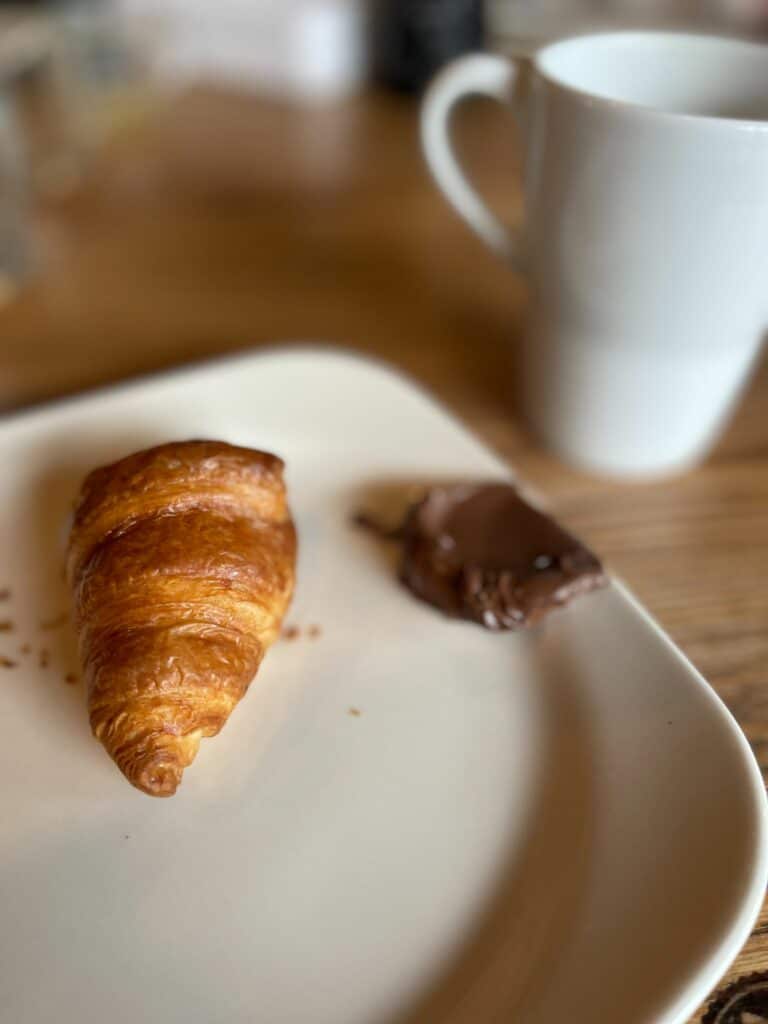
67, 440, 296, 797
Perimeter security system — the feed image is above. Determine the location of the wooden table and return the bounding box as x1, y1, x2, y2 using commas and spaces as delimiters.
2, 87, 767, 1020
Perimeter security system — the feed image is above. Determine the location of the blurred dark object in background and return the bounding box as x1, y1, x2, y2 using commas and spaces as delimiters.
372, 0, 485, 93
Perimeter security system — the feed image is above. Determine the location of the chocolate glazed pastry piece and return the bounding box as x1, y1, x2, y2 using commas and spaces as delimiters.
67, 440, 296, 797
399, 483, 607, 629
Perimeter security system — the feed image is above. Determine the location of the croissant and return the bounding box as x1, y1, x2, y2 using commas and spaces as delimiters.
67, 440, 296, 797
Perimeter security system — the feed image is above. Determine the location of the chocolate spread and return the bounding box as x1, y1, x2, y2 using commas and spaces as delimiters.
398, 483, 607, 629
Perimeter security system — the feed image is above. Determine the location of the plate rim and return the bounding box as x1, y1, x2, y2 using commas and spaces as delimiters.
2, 342, 766, 1022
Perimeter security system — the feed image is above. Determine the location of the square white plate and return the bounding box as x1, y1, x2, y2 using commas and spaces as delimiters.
0, 348, 765, 1024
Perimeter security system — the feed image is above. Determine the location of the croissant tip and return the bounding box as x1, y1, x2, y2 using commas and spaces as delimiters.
133, 757, 183, 797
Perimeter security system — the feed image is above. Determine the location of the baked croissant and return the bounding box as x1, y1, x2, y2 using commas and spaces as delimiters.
67, 440, 296, 797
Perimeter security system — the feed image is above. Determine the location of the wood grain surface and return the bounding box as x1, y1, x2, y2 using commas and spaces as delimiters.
1, 88, 766, 1021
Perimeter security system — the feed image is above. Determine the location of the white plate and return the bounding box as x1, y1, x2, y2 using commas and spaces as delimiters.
0, 348, 765, 1024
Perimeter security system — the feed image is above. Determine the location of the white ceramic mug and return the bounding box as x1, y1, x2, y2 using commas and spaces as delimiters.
421, 32, 768, 476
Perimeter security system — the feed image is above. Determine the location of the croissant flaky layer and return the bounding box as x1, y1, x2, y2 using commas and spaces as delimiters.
67, 440, 296, 797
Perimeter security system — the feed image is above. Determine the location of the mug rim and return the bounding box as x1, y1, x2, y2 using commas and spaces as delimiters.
533, 29, 768, 132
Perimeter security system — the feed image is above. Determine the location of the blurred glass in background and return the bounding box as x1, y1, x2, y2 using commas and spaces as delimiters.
0, 0, 156, 299
0, 9, 51, 293
23, 0, 156, 196
52, 0, 156, 166
0, 86, 29, 295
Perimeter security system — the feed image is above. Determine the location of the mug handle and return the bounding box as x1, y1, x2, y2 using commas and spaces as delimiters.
421, 53, 525, 268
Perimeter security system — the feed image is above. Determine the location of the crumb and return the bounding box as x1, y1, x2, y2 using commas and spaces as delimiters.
282, 625, 300, 641
40, 612, 68, 630
0, 655, 17, 668
64, 673, 78, 685
0, 620, 13, 632
39, 649, 49, 668
307, 624, 322, 639
348, 707, 361, 717
19, 643, 31, 655
0, 588, 10, 601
